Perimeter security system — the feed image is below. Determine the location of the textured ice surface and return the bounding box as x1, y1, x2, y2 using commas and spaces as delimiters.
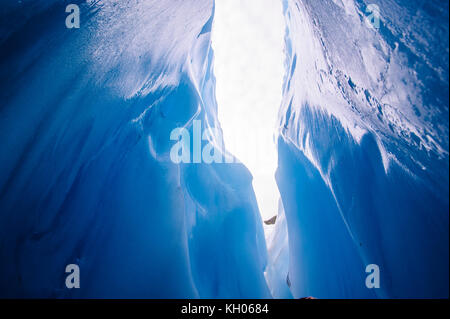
271, 0, 449, 298
0, 0, 269, 298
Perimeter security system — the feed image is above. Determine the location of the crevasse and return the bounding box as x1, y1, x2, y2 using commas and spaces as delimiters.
0, 0, 448, 298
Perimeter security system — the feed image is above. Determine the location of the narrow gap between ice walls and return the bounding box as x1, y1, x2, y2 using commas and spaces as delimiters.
0, 0, 271, 299
210, 0, 290, 298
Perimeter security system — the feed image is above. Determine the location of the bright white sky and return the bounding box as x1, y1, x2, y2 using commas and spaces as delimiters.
212, 0, 285, 230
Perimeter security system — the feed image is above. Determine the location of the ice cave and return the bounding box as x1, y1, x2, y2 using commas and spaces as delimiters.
0, 0, 448, 299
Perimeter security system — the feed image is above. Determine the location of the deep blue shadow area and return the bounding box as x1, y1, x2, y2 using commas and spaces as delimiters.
277, 106, 448, 298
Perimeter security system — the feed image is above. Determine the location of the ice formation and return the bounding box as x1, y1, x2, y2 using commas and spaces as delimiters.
0, 0, 269, 298
212, 0, 285, 231
0, 0, 448, 298
269, 0, 449, 298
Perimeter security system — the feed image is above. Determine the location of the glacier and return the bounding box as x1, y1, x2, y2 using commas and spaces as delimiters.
269, 0, 449, 299
0, 0, 270, 298
0, 0, 448, 299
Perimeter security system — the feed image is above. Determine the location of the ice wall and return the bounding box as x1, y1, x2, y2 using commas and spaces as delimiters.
0, 0, 270, 298
273, 0, 449, 298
